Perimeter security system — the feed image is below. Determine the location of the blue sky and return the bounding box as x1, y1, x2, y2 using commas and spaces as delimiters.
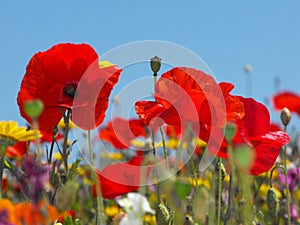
1, 1, 300, 128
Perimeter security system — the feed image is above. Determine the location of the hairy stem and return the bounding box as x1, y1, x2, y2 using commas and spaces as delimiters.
62, 109, 71, 176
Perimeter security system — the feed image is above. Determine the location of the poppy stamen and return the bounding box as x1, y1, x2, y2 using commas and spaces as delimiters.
63, 82, 78, 99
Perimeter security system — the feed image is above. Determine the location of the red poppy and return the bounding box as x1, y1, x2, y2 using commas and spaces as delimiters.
273, 91, 300, 116
136, 67, 225, 129
93, 152, 145, 199
270, 123, 282, 132
99, 117, 147, 149
6, 142, 28, 158
17, 43, 122, 134
135, 68, 244, 157
40, 131, 63, 143
220, 97, 290, 175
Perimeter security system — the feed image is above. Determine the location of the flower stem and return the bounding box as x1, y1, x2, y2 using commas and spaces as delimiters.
0, 145, 6, 199
217, 157, 222, 225
159, 126, 169, 170
224, 142, 235, 225
32, 118, 42, 160
88, 130, 105, 225
283, 125, 291, 225
62, 109, 71, 176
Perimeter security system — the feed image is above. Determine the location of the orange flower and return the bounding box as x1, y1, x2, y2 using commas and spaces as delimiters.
15, 200, 65, 224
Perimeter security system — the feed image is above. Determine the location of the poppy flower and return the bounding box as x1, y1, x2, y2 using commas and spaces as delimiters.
136, 67, 222, 129
93, 152, 147, 199
40, 130, 63, 143
17, 43, 122, 134
135, 68, 244, 156
5, 142, 28, 158
220, 97, 290, 175
272, 91, 300, 117
99, 117, 147, 149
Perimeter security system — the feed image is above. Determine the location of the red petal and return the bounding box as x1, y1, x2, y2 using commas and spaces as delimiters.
135, 101, 166, 126
238, 97, 270, 137
273, 91, 300, 116
155, 67, 217, 109
93, 154, 144, 199
249, 131, 290, 175
6, 142, 28, 158
99, 117, 146, 149
72, 64, 122, 129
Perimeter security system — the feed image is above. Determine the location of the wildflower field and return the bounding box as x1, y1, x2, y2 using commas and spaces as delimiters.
0, 41, 299, 225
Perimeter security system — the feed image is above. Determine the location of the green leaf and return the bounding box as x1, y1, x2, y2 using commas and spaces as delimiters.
63, 215, 74, 225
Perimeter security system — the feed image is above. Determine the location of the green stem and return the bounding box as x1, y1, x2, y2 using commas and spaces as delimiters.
0, 145, 6, 199
48, 128, 58, 164
62, 109, 71, 176
269, 165, 285, 188
217, 157, 222, 225
151, 129, 156, 156
224, 142, 235, 225
32, 118, 42, 160
283, 125, 291, 225
88, 130, 105, 224
159, 127, 169, 170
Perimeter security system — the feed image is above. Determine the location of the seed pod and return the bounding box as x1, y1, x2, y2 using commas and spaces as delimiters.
150, 56, 161, 75
267, 187, 279, 216
280, 107, 291, 126
155, 203, 170, 225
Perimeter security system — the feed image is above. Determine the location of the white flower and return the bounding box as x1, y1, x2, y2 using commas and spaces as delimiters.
117, 192, 155, 225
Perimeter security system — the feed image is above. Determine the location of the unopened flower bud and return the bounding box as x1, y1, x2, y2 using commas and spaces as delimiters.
244, 64, 252, 74
224, 122, 237, 143
150, 56, 161, 75
155, 203, 170, 225
23, 99, 44, 119
267, 187, 279, 216
280, 107, 291, 126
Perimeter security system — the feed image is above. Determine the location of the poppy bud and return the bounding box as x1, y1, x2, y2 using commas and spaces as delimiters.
150, 56, 161, 75
23, 99, 44, 119
280, 107, 291, 126
155, 203, 170, 225
267, 187, 279, 216
224, 122, 237, 143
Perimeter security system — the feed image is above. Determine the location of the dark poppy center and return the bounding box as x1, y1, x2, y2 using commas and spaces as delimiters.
63, 82, 78, 99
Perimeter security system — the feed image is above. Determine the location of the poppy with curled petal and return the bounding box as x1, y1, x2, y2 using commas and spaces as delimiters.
17, 43, 122, 134
273, 91, 300, 117
136, 67, 223, 129
135, 68, 244, 151
220, 97, 290, 175
99, 117, 147, 149
93, 152, 146, 199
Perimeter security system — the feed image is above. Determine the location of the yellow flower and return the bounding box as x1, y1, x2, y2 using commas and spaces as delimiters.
0, 121, 39, 146
105, 205, 119, 217
258, 184, 282, 200
54, 152, 63, 161
143, 214, 156, 225
188, 177, 211, 189
131, 139, 162, 149
100, 152, 124, 160
57, 119, 77, 129
294, 187, 300, 200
